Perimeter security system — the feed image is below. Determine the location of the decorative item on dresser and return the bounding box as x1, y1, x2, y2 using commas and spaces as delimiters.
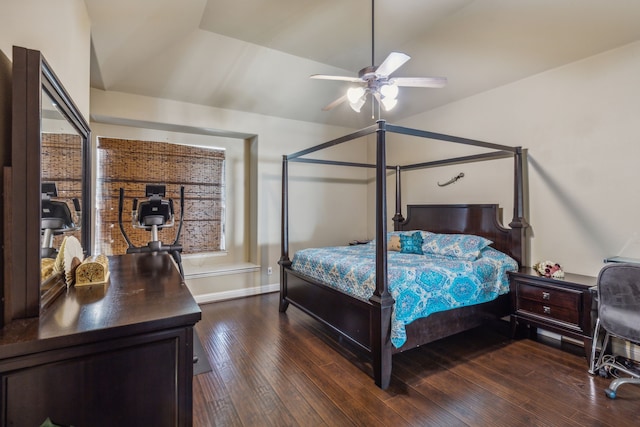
509, 267, 597, 362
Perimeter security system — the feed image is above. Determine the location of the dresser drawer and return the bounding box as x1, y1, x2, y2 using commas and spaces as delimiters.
516, 298, 580, 325
516, 282, 581, 310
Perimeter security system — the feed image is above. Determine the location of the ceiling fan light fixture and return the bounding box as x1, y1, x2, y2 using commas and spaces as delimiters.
347, 86, 366, 103
349, 95, 366, 112
381, 96, 397, 111
380, 82, 398, 100
311, 0, 446, 116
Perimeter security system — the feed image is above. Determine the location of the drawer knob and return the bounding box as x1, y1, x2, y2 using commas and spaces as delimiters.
542, 291, 550, 300
543, 305, 551, 314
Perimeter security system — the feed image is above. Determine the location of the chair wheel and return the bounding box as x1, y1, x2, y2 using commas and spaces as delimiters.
604, 388, 616, 399
598, 367, 609, 378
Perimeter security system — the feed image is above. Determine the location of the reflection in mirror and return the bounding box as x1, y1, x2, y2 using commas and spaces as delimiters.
7, 46, 91, 320
40, 89, 84, 301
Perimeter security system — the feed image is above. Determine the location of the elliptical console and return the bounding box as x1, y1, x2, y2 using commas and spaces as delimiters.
41, 182, 81, 258
118, 184, 185, 278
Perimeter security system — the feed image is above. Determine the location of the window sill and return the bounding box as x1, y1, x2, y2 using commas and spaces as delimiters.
183, 261, 260, 279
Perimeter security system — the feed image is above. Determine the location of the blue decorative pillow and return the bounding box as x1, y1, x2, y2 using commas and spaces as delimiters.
421, 233, 492, 260
400, 231, 424, 254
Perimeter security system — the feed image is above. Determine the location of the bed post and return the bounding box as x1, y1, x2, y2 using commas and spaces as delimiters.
369, 120, 394, 389
509, 147, 528, 266
392, 165, 404, 230
278, 155, 291, 312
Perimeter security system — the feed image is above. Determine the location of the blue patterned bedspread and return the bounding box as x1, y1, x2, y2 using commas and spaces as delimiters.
290, 244, 517, 348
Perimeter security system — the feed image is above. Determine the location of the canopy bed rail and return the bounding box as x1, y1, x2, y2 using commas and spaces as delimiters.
279, 120, 528, 389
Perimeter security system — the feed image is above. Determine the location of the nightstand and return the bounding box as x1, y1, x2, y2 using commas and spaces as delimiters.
509, 267, 597, 362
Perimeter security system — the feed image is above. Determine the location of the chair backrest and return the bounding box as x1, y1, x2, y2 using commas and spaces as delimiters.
597, 263, 640, 343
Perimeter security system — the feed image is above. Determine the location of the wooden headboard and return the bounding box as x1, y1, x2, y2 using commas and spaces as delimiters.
396, 204, 525, 266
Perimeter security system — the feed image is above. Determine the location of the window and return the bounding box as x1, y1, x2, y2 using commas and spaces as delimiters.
95, 138, 225, 255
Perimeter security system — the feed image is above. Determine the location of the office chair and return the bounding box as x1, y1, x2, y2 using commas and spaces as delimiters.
589, 263, 640, 399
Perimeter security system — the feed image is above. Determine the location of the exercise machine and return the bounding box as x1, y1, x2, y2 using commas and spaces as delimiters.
41, 182, 81, 258
118, 184, 185, 278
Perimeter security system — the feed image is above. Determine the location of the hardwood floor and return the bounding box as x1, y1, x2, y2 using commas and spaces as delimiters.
193, 292, 640, 426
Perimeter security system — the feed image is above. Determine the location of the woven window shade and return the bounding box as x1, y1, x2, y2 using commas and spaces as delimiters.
96, 138, 225, 255
41, 133, 83, 248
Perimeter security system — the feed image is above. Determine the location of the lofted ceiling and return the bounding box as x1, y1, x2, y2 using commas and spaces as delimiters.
85, 0, 640, 129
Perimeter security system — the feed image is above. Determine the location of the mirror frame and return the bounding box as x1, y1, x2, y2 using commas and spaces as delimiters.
7, 46, 91, 320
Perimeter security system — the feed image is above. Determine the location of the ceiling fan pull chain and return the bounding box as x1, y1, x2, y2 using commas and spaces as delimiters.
372, 93, 376, 120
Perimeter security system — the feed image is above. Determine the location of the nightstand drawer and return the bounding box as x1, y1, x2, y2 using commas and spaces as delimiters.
516, 282, 581, 310
517, 298, 579, 325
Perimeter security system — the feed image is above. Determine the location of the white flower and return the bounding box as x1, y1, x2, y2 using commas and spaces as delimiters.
534, 260, 564, 278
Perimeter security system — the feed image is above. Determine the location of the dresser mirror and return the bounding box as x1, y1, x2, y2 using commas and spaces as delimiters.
7, 46, 91, 320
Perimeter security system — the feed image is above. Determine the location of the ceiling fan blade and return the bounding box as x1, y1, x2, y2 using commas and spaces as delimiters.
375, 52, 411, 77
321, 94, 348, 111
310, 74, 363, 83
392, 76, 448, 88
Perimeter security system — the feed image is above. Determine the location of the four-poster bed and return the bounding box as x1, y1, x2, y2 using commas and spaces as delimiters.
279, 120, 528, 389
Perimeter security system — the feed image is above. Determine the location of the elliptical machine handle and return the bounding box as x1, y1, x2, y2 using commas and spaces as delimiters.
118, 188, 135, 249
72, 197, 82, 228
172, 186, 185, 246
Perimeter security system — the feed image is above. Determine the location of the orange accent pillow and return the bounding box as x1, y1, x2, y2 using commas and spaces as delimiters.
388, 235, 401, 251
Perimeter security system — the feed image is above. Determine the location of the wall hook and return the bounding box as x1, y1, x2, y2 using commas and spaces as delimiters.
437, 172, 464, 187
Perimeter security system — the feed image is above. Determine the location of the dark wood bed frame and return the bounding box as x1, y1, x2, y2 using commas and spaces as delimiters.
279, 121, 528, 389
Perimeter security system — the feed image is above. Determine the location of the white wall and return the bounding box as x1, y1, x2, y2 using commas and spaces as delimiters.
0, 0, 91, 118
395, 41, 640, 277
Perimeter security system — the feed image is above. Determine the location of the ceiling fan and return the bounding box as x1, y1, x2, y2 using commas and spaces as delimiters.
311, 0, 447, 114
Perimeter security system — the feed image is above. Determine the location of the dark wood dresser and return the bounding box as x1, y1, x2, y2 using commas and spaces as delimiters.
0, 253, 202, 427
509, 267, 596, 361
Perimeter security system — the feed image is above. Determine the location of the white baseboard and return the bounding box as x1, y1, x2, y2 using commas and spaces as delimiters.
193, 283, 279, 305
